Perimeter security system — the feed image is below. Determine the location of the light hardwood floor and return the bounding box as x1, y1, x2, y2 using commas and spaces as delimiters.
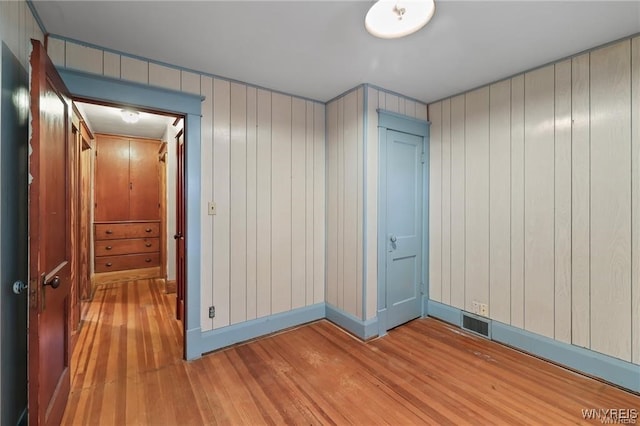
62, 279, 639, 425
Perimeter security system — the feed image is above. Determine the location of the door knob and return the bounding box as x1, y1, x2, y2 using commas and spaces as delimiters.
44, 275, 61, 289
390, 234, 397, 243
13, 280, 27, 295
174, 233, 183, 240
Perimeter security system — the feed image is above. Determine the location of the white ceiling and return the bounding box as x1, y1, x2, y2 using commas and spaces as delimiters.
76, 101, 176, 139
33, 1, 640, 103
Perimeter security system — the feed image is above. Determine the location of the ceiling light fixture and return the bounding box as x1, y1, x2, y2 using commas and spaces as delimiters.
121, 109, 140, 124
365, 0, 435, 39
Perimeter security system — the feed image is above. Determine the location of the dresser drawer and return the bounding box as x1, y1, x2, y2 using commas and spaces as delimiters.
95, 238, 159, 256
95, 253, 160, 273
95, 222, 160, 240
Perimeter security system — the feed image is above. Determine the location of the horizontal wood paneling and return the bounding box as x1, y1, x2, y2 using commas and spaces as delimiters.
429, 38, 639, 365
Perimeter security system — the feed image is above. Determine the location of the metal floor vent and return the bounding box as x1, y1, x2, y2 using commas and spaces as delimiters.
462, 313, 491, 338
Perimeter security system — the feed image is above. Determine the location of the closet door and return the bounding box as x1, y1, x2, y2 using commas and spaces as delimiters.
94, 135, 130, 221
129, 138, 160, 220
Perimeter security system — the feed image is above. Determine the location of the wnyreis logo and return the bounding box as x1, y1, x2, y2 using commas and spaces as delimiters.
582, 408, 638, 424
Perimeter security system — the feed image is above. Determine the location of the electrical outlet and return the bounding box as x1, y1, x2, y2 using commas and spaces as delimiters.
479, 303, 488, 317
208, 201, 216, 215
472, 301, 480, 315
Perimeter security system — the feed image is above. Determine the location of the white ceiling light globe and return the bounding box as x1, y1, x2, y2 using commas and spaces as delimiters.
365, 0, 436, 39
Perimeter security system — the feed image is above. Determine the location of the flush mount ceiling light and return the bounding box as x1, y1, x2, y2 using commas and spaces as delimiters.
121, 109, 140, 124
365, 0, 435, 39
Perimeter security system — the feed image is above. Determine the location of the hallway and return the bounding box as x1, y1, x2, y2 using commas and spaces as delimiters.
62, 280, 639, 425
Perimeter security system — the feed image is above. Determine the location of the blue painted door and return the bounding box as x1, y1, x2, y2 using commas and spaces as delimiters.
385, 129, 423, 329
1, 42, 29, 426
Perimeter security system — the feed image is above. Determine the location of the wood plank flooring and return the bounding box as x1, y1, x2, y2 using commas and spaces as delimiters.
62, 279, 639, 425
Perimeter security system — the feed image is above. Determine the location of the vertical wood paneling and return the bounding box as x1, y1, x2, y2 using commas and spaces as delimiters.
632, 36, 640, 365
336, 98, 345, 309
213, 79, 231, 329
464, 87, 490, 311
378, 91, 386, 110
47, 38, 66, 67
305, 101, 315, 306
313, 103, 326, 304
429, 102, 443, 302
590, 41, 632, 361
441, 99, 452, 305
291, 97, 307, 310
65, 42, 103, 75
385, 94, 399, 113
181, 71, 201, 95
571, 53, 590, 348
343, 91, 358, 316
489, 80, 511, 323
356, 88, 364, 318
366, 88, 379, 319
405, 99, 417, 118
246, 87, 258, 321
450, 95, 466, 310
510, 75, 525, 329
256, 89, 272, 318
149, 63, 181, 91
271, 93, 292, 314
230, 83, 247, 325
554, 60, 572, 344
103, 52, 121, 79
326, 101, 339, 306
120, 56, 148, 85
524, 65, 555, 338
416, 103, 428, 121
200, 76, 214, 332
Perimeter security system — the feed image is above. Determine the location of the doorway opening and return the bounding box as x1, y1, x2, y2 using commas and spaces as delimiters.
69, 99, 186, 356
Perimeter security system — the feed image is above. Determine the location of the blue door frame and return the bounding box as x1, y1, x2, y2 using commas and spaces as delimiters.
376, 110, 430, 336
56, 68, 204, 360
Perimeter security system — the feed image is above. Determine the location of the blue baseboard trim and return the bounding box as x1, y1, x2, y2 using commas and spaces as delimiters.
199, 303, 325, 354
426, 299, 640, 393
492, 322, 640, 393
427, 300, 462, 327
185, 327, 202, 361
326, 304, 378, 340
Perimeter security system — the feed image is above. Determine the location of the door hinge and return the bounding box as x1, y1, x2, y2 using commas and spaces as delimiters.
208, 306, 215, 318
421, 153, 425, 164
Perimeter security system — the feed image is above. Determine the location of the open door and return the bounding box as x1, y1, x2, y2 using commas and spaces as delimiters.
175, 128, 185, 328
28, 39, 72, 426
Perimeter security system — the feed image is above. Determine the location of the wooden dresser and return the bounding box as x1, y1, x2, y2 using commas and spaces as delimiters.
94, 221, 161, 273
93, 134, 164, 280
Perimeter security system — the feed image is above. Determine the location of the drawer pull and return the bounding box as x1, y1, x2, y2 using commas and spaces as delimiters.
106, 230, 113, 234
145, 258, 152, 263
145, 243, 152, 247
106, 262, 113, 267
145, 228, 152, 233
106, 246, 113, 250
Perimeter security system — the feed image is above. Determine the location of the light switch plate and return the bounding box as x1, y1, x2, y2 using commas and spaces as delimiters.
208, 201, 216, 215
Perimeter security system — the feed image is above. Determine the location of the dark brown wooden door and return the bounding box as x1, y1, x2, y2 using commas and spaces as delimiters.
130, 139, 160, 220
94, 135, 129, 221
175, 129, 185, 324
28, 39, 72, 426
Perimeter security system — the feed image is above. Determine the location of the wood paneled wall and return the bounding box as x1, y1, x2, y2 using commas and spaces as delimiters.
48, 37, 326, 332
327, 87, 427, 320
429, 37, 640, 364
